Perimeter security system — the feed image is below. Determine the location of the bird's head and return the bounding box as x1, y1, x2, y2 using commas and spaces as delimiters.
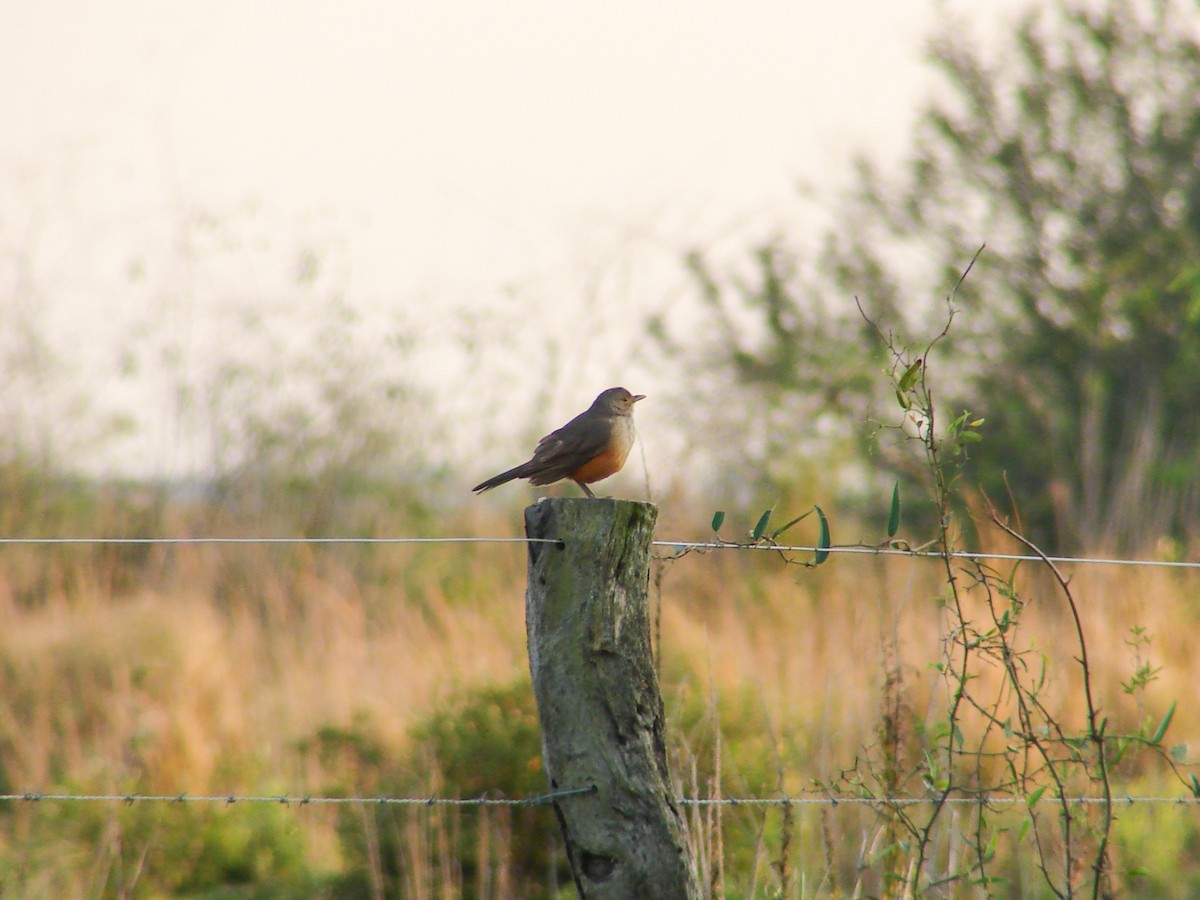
594, 387, 645, 416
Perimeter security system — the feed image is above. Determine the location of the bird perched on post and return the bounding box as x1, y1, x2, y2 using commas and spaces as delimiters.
472, 387, 645, 498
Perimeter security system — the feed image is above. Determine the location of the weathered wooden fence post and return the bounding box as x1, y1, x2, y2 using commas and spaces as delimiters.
524, 497, 698, 899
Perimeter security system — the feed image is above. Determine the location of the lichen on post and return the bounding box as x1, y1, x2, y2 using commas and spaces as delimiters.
524, 497, 698, 899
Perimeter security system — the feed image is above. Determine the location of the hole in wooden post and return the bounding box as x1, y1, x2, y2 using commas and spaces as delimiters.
581, 851, 617, 882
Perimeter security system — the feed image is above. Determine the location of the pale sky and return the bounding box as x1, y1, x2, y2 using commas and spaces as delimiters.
0, 0, 1017, 480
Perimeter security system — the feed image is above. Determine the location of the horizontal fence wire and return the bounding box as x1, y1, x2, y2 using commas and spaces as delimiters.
0, 537, 557, 545
652, 541, 1200, 569
1, 792, 1196, 808
0, 787, 596, 807
0, 535, 1195, 570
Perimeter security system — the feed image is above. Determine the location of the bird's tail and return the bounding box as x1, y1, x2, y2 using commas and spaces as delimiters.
472, 465, 529, 493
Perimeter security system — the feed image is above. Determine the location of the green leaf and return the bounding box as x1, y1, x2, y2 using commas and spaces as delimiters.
1189, 774, 1200, 797
982, 829, 998, 863
895, 388, 911, 410
1170, 743, 1188, 762
710, 510, 725, 532
751, 507, 773, 541
1026, 786, 1047, 808
814, 506, 830, 564
958, 430, 982, 443
1109, 738, 1128, 766
771, 511, 812, 540
1150, 700, 1176, 744
887, 483, 901, 537
898, 358, 923, 391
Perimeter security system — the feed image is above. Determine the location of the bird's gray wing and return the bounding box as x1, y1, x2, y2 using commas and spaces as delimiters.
525, 414, 612, 485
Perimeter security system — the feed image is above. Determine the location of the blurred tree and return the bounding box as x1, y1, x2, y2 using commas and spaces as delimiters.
201, 296, 439, 535
648, 242, 886, 507
668, 0, 1200, 552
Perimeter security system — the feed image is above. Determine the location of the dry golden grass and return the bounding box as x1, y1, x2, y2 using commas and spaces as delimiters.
0, 549, 530, 791
659, 542, 1196, 764
0, 493, 1196, 895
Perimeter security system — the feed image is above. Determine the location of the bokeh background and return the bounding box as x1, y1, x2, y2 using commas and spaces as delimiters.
4, 0, 946, 482
3, 0, 1199, 896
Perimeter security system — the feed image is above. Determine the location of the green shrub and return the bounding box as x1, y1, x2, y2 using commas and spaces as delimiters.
308, 680, 571, 899
0, 798, 319, 899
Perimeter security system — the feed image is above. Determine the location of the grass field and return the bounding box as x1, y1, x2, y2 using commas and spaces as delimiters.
0, 475, 1196, 897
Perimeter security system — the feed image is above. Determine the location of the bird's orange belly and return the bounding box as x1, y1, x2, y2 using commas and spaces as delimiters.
568, 447, 627, 484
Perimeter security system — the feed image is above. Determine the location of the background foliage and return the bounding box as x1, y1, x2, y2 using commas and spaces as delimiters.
660, 0, 1200, 553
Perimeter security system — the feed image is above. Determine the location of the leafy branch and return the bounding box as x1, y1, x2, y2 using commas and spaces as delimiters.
817, 251, 1191, 898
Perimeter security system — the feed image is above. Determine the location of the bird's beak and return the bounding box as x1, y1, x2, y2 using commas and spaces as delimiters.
632, 394, 646, 402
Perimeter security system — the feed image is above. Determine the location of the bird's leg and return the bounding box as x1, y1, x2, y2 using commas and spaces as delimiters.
575, 481, 597, 499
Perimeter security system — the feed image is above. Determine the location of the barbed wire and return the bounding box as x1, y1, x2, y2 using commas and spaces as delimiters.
652, 541, 1200, 569
0, 787, 594, 807
679, 795, 1200, 807
0, 535, 1195, 570
0, 536, 557, 546
2, 790, 1195, 808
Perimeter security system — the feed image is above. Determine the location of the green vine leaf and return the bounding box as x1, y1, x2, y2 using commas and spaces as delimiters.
898, 358, 923, 391
887, 483, 901, 538
751, 507, 773, 541
1150, 700, 1176, 744
771, 511, 812, 540
814, 506, 830, 565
